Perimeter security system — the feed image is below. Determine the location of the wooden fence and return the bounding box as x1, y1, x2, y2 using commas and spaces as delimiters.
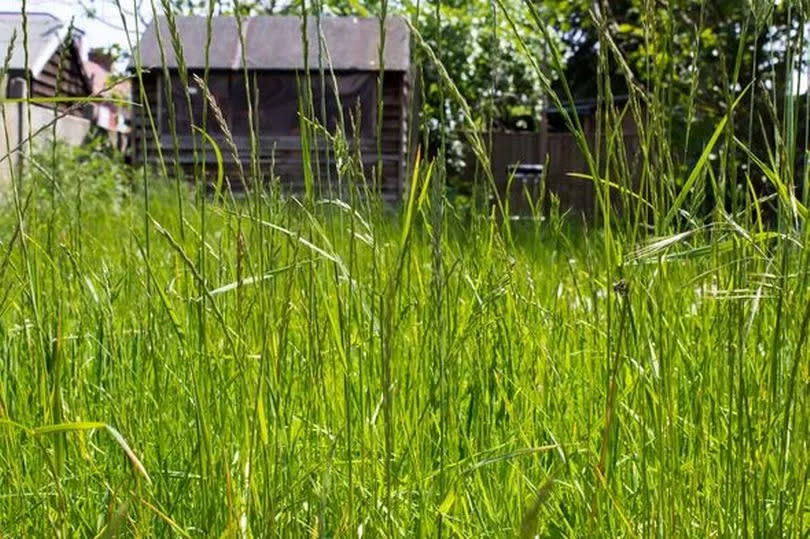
484, 129, 641, 215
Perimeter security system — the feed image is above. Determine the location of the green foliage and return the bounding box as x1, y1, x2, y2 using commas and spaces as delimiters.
27, 139, 134, 214
4, 1, 810, 535
2, 143, 810, 535
413, 0, 549, 172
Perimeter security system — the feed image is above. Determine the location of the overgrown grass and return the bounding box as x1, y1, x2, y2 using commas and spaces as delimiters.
2, 0, 810, 537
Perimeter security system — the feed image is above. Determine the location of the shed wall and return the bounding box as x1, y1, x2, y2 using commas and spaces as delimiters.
133, 69, 407, 200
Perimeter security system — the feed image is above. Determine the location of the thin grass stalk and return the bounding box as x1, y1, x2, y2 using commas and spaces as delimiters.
149, 0, 186, 242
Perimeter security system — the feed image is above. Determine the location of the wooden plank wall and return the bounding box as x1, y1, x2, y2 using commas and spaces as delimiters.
543, 132, 597, 213
29, 43, 89, 116
132, 69, 407, 201
487, 127, 642, 215
487, 131, 545, 213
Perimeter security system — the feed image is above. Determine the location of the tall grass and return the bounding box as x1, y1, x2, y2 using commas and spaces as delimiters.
1, 0, 810, 536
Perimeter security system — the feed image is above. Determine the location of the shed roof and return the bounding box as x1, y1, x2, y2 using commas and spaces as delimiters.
135, 15, 410, 72
0, 12, 84, 78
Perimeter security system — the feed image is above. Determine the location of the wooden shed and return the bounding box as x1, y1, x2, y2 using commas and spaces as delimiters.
0, 12, 91, 111
132, 15, 411, 201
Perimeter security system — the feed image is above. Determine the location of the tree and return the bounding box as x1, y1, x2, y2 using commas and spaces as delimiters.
549, 1, 801, 166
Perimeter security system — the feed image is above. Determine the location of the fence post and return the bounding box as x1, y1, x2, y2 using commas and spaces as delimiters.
7, 77, 28, 183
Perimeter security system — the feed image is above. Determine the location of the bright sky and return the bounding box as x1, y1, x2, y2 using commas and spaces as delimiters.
7, 0, 152, 49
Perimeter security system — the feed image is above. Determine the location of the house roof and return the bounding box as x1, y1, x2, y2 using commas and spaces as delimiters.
0, 12, 85, 78
135, 15, 410, 72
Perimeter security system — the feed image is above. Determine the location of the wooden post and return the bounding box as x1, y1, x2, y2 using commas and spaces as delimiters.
8, 77, 28, 182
